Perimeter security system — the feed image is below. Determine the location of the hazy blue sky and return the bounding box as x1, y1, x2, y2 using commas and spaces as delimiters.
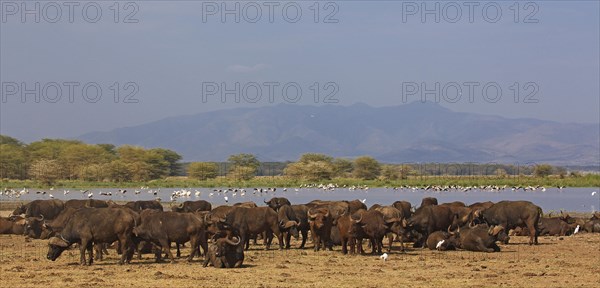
1, 1, 598, 142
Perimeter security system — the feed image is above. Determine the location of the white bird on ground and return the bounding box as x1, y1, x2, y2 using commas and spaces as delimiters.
379, 253, 388, 261
573, 225, 580, 235
436, 240, 445, 249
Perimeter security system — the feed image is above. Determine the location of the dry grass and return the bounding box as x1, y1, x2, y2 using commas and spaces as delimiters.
1, 225, 599, 287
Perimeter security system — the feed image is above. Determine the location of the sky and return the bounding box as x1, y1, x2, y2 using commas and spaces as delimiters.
1, 1, 599, 143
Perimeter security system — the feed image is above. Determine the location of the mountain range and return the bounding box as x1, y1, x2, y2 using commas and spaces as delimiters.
79, 102, 600, 165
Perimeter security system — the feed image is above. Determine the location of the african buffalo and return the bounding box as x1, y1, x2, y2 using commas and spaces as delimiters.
335, 213, 358, 254
277, 205, 300, 249
0, 216, 25, 235
583, 219, 600, 233
539, 218, 572, 236
46, 207, 138, 265
219, 207, 283, 250
404, 205, 454, 248
265, 197, 291, 211
474, 200, 542, 245
203, 234, 243, 268
392, 200, 413, 219
65, 199, 108, 209
420, 197, 438, 207
351, 209, 388, 254
133, 210, 208, 263
291, 204, 310, 249
456, 224, 505, 252
171, 200, 212, 213
308, 207, 333, 252
233, 202, 258, 208
125, 200, 163, 211
371, 206, 406, 252
12, 199, 64, 219
426, 230, 458, 251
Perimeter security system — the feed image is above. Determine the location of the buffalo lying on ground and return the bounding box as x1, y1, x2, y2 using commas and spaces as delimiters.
426, 230, 458, 251
46, 207, 138, 265
203, 234, 244, 268
0, 216, 26, 235
456, 224, 506, 252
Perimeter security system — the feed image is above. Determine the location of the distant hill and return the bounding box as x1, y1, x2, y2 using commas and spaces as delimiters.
79, 102, 600, 165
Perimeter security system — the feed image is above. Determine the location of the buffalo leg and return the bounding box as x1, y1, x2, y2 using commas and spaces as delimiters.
79, 239, 89, 265
299, 229, 308, 249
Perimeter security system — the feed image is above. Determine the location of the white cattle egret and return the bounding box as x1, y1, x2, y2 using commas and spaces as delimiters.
573, 225, 580, 235
436, 240, 445, 249
380, 253, 388, 261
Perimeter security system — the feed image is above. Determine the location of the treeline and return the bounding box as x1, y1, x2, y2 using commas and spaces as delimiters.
0, 135, 580, 185
0, 135, 181, 184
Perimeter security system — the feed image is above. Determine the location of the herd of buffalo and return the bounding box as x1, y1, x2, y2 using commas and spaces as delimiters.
1, 197, 600, 268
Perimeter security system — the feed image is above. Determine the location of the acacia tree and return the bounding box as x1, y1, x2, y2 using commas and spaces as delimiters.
227, 153, 259, 179
188, 162, 219, 180
533, 164, 553, 178
353, 156, 381, 180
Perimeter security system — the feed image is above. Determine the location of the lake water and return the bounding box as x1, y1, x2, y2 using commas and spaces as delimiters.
2, 187, 599, 213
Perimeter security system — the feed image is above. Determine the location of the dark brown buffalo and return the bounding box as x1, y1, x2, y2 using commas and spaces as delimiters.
392, 201, 413, 219
439, 203, 473, 230
46, 207, 138, 265
335, 213, 359, 254
171, 200, 212, 213
474, 200, 542, 245
65, 199, 108, 209
264, 197, 291, 211
203, 234, 243, 268
371, 206, 405, 252
456, 224, 505, 252
133, 210, 208, 263
426, 230, 458, 251
125, 200, 163, 211
0, 216, 26, 235
12, 199, 64, 219
345, 200, 367, 214
233, 202, 258, 208
291, 204, 310, 249
468, 201, 494, 211
420, 197, 438, 207
277, 205, 300, 249
24, 206, 75, 239
308, 207, 333, 252
306, 200, 349, 221
219, 207, 283, 250
583, 219, 600, 233
404, 205, 454, 248
538, 218, 572, 236
206, 206, 235, 236
351, 209, 388, 254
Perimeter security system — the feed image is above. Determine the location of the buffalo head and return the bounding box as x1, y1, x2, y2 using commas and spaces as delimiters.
46, 236, 70, 261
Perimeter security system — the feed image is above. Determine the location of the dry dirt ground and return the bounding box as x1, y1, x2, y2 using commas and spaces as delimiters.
1, 212, 599, 287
